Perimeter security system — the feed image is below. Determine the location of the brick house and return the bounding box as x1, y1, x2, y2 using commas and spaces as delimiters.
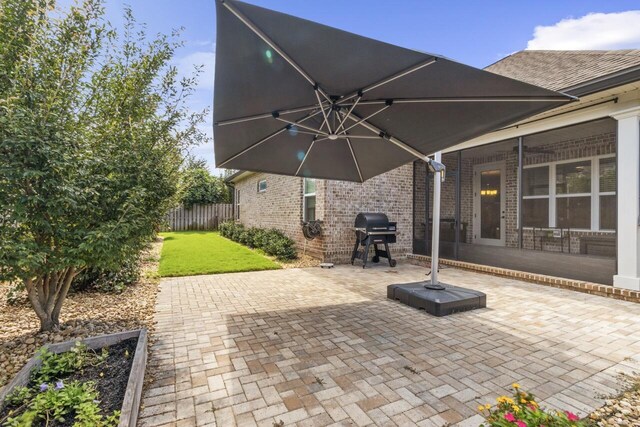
226, 49, 640, 290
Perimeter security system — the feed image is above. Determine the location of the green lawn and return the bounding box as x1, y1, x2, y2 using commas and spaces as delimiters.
158, 231, 280, 277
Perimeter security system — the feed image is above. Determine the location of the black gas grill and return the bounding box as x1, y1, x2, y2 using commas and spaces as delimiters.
351, 213, 397, 268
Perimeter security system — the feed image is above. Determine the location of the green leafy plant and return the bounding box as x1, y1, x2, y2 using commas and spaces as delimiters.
0, 0, 207, 331
5, 283, 26, 306
480, 384, 585, 427
218, 222, 297, 261
1, 343, 116, 426
72, 254, 141, 294
4, 381, 119, 427
179, 160, 231, 208
34, 342, 108, 384
4, 387, 33, 407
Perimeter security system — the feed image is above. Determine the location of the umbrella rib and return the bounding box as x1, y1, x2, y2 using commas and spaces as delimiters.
343, 111, 429, 161
221, 0, 331, 103
345, 137, 364, 182
291, 129, 322, 136
336, 95, 361, 131
335, 111, 364, 182
338, 57, 438, 105
345, 96, 573, 106
274, 117, 328, 135
218, 110, 324, 167
335, 135, 382, 139
315, 89, 332, 133
295, 140, 315, 176
216, 103, 326, 127
340, 105, 391, 134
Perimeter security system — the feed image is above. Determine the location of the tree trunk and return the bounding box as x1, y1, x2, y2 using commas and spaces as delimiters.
38, 315, 58, 332
24, 267, 77, 332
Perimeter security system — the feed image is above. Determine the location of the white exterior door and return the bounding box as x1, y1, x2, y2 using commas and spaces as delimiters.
473, 162, 506, 246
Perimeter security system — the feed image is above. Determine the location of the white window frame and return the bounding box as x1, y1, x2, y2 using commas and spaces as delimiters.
257, 179, 267, 193
597, 157, 616, 231
303, 178, 316, 222
521, 154, 615, 232
235, 188, 240, 220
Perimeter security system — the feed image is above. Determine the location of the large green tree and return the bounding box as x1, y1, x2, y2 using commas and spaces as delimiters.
0, 0, 208, 331
180, 160, 231, 208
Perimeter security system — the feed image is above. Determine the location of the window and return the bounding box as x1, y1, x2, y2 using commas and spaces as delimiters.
523, 198, 549, 228
235, 189, 240, 220
257, 179, 267, 193
523, 166, 549, 197
555, 160, 591, 228
522, 166, 549, 227
556, 197, 590, 229
521, 155, 615, 231
599, 157, 616, 230
556, 160, 591, 194
303, 178, 316, 222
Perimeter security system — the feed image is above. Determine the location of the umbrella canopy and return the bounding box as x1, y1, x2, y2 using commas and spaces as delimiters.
214, 0, 574, 182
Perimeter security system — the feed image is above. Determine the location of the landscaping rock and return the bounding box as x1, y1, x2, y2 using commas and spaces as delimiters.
589, 374, 640, 427
0, 238, 162, 389
275, 253, 321, 269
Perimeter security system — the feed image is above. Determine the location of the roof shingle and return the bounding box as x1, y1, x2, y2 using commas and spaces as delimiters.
485, 50, 640, 92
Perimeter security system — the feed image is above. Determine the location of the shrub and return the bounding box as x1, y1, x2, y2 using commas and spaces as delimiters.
237, 229, 251, 246
230, 223, 245, 242
244, 228, 259, 248
180, 162, 231, 208
479, 384, 584, 427
218, 222, 296, 261
252, 228, 268, 249
6, 282, 27, 306
219, 221, 233, 238
262, 229, 297, 261
72, 255, 141, 294
0, 1, 207, 331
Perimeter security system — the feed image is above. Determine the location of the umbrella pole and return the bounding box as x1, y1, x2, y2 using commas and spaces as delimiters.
430, 151, 443, 286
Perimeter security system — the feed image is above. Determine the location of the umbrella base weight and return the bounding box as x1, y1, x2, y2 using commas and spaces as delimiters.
387, 282, 486, 317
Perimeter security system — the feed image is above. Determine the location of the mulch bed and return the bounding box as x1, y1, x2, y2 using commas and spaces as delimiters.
0, 338, 138, 426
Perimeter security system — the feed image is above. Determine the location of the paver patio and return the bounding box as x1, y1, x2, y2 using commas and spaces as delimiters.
139, 263, 640, 427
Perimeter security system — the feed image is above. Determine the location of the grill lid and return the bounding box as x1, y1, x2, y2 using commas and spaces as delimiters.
355, 212, 390, 230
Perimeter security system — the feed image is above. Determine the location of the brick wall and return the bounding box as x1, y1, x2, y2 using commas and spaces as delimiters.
233, 173, 326, 259
233, 166, 413, 264
323, 164, 414, 264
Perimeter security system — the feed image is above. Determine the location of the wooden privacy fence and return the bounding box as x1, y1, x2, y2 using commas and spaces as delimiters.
164, 203, 233, 231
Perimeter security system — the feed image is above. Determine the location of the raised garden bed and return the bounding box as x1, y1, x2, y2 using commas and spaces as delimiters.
0, 329, 147, 427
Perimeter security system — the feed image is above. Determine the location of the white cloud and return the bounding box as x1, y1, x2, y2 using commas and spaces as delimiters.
527, 11, 640, 50
175, 43, 216, 90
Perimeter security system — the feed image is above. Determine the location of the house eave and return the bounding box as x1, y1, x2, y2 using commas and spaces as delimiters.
445, 80, 640, 154
225, 170, 255, 184
564, 65, 640, 97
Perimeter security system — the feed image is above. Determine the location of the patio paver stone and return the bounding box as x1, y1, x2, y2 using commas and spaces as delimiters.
139, 264, 640, 426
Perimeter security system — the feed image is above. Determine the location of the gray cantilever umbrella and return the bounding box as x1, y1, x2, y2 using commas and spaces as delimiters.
213, 0, 574, 182
213, 0, 575, 293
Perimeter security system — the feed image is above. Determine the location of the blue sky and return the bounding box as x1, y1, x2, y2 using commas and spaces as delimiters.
90, 1, 640, 172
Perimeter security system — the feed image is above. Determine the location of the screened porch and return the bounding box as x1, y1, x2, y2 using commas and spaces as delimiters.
413, 118, 617, 284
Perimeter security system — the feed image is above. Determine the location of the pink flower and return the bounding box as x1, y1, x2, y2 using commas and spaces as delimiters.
504, 413, 516, 422
565, 411, 579, 422
516, 421, 527, 427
